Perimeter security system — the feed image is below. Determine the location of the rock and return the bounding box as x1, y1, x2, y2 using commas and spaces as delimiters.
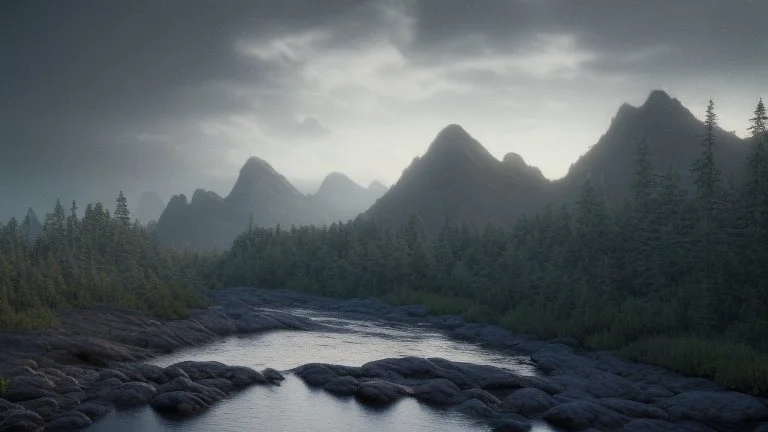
97, 370, 130, 383
74, 402, 112, 420
44, 411, 92, 431
324, 376, 360, 396
552, 367, 644, 400
456, 398, 499, 419
171, 361, 230, 380
620, 419, 717, 432
544, 400, 630, 430
163, 366, 189, 380
52, 376, 81, 394
235, 311, 314, 333
150, 391, 208, 417
500, 387, 556, 416
119, 363, 169, 384
462, 388, 502, 407
360, 357, 439, 381
0, 409, 44, 431
262, 368, 285, 383
600, 398, 667, 420
109, 382, 157, 406
196, 378, 235, 394
17, 398, 60, 421
225, 366, 266, 387
294, 364, 342, 387
156, 377, 226, 404
3, 376, 57, 402
355, 380, 412, 404
413, 378, 468, 405
656, 391, 768, 424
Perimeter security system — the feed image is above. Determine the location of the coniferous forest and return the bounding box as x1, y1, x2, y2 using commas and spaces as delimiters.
2, 99, 768, 395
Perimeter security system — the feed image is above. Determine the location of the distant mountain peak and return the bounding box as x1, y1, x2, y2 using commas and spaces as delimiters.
240, 156, 277, 176
641, 89, 682, 110
425, 124, 493, 163
368, 180, 387, 192
502, 152, 526, 167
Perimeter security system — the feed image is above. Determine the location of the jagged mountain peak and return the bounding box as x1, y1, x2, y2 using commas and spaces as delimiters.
368, 180, 387, 193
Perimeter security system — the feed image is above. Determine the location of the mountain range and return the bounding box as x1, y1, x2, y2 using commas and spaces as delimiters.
156, 90, 751, 249
156, 158, 388, 249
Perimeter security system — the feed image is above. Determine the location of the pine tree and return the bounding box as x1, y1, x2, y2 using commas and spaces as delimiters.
693, 100, 721, 203
115, 191, 131, 225
746, 99, 768, 206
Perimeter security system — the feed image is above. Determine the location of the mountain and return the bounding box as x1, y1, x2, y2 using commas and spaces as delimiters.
363, 124, 550, 234
554, 90, 748, 201
311, 173, 388, 223
135, 191, 166, 223
156, 158, 386, 249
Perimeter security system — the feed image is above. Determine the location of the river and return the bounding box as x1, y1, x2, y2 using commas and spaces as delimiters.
86, 307, 557, 431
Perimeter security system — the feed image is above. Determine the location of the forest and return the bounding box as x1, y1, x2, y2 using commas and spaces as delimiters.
1, 99, 766, 395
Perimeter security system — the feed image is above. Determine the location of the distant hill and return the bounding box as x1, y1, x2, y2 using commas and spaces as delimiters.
135, 191, 166, 223
554, 90, 748, 201
311, 172, 388, 223
156, 158, 386, 249
363, 124, 550, 234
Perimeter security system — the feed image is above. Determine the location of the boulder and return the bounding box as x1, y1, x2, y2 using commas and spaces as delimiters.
196, 378, 235, 394
3, 376, 57, 402
413, 378, 468, 405
150, 391, 208, 417
44, 411, 92, 431
324, 376, 360, 396
17, 398, 60, 421
490, 415, 532, 432
620, 419, 717, 432
116, 363, 169, 384
599, 398, 667, 420
544, 400, 630, 430
294, 364, 342, 387
656, 391, 768, 424
462, 388, 502, 407
156, 377, 226, 404
500, 387, 556, 416
109, 382, 157, 407
456, 398, 499, 419
163, 366, 189, 380
0, 409, 44, 431
96, 369, 130, 383
262, 368, 285, 383
225, 366, 266, 387
74, 402, 112, 420
355, 380, 412, 404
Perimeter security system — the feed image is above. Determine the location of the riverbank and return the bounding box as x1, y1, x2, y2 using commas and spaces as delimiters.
1, 287, 767, 431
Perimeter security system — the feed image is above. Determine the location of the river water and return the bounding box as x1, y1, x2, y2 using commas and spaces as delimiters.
86, 308, 557, 432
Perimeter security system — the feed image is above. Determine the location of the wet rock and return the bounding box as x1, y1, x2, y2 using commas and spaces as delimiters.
294, 364, 342, 387
599, 398, 667, 420
97, 370, 130, 383
226, 366, 266, 387
656, 390, 768, 424
544, 400, 630, 430
52, 376, 81, 394
3, 376, 57, 402
150, 391, 208, 417
413, 378, 468, 405
360, 357, 440, 382
109, 381, 157, 406
456, 398, 499, 419
355, 380, 412, 404
156, 377, 226, 404
117, 363, 169, 384
171, 361, 230, 380
196, 378, 235, 394
0, 409, 44, 431
323, 376, 360, 396
552, 367, 643, 400
500, 387, 556, 416
44, 411, 92, 431
163, 366, 189, 380
74, 401, 112, 421
262, 368, 285, 383
17, 398, 60, 421
462, 388, 502, 407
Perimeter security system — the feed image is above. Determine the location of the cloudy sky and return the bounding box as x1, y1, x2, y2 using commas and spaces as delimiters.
2, 0, 767, 218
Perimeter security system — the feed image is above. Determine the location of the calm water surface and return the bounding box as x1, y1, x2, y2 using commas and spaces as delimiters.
87, 308, 556, 432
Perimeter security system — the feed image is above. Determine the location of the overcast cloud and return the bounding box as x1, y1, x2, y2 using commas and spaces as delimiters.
2, 0, 766, 218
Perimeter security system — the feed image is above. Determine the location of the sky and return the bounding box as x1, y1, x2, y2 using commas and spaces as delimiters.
2, 0, 767, 219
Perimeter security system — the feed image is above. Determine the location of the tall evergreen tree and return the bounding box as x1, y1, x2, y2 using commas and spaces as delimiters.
693, 100, 721, 202
115, 191, 131, 225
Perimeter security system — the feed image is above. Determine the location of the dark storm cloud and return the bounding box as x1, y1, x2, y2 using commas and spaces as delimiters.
1, 0, 766, 218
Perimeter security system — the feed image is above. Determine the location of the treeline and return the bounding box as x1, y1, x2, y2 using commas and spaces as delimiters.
213, 99, 768, 394
0, 192, 207, 330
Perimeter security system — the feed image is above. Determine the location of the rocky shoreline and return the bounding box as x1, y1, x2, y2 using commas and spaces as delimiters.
1, 287, 767, 431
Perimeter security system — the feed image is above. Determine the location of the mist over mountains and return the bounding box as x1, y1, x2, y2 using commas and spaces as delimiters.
147, 89, 752, 249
